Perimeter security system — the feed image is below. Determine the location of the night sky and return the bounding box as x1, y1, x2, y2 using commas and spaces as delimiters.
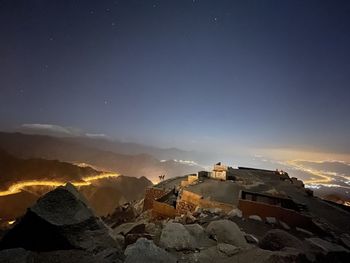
1, 0, 350, 157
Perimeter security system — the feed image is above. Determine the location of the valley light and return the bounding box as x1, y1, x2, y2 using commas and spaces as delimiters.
0, 173, 120, 197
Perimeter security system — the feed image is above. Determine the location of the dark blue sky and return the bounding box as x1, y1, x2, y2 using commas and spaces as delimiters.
1, 0, 350, 154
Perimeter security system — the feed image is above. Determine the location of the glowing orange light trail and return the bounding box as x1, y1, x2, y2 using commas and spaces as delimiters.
0, 172, 120, 197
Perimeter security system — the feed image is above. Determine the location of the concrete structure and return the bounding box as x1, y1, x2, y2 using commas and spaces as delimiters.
180, 174, 198, 187
209, 162, 236, 180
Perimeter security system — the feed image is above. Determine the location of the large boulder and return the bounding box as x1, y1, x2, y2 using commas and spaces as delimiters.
159, 222, 197, 251
259, 229, 303, 251
206, 220, 248, 248
217, 243, 239, 256
0, 183, 123, 261
306, 237, 350, 263
184, 224, 216, 248
0, 248, 115, 263
125, 238, 176, 263
103, 203, 137, 228
0, 248, 31, 263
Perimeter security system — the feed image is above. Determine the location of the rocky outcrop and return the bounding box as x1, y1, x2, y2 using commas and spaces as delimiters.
159, 222, 197, 251
103, 203, 137, 228
217, 243, 240, 256
113, 222, 145, 237
259, 229, 303, 251
124, 238, 176, 263
206, 220, 248, 248
184, 223, 216, 248
306, 237, 350, 262
0, 183, 124, 262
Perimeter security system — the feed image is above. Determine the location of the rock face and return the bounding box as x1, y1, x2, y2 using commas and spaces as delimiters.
104, 203, 137, 228
113, 222, 145, 237
306, 237, 350, 262
259, 229, 303, 251
0, 183, 123, 261
217, 243, 239, 256
227, 208, 242, 218
184, 224, 216, 248
0, 248, 31, 263
124, 238, 176, 263
206, 220, 248, 248
159, 222, 197, 251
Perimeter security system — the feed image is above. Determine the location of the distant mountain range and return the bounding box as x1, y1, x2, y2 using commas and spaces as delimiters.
0, 132, 203, 182
0, 132, 203, 220
0, 150, 153, 220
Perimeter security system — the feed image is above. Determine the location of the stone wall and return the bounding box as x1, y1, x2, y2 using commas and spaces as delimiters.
143, 187, 168, 211
176, 190, 234, 215
176, 200, 197, 215
180, 174, 198, 187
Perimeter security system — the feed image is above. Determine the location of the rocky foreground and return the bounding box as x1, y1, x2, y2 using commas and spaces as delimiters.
0, 184, 349, 263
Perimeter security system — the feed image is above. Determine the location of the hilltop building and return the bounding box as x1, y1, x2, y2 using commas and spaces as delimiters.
209, 162, 236, 180
143, 162, 321, 233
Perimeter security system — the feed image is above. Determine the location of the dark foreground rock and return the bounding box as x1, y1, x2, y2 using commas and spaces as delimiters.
206, 219, 248, 248
259, 229, 303, 251
0, 183, 124, 262
124, 238, 176, 263
0, 248, 117, 263
306, 237, 350, 262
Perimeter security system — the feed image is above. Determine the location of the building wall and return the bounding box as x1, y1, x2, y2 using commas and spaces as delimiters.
152, 200, 177, 220
176, 200, 197, 215
238, 199, 315, 229
143, 187, 168, 211
188, 175, 198, 184
180, 174, 198, 187
210, 171, 227, 180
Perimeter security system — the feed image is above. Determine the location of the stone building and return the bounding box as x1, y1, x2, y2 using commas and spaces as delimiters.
209, 162, 236, 180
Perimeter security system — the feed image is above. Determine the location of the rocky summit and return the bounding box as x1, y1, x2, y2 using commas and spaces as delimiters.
1, 171, 350, 262
0, 183, 124, 262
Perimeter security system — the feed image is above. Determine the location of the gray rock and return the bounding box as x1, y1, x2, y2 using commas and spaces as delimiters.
227, 208, 242, 218
248, 215, 262, 222
197, 246, 272, 263
159, 222, 197, 250
113, 222, 145, 236
279, 221, 291, 230
306, 237, 349, 254
340, 234, 350, 249
305, 237, 350, 263
145, 223, 156, 234
114, 234, 125, 249
0, 183, 123, 261
0, 248, 31, 263
245, 234, 259, 244
184, 223, 216, 248
259, 229, 303, 251
295, 227, 313, 236
125, 238, 176, 263
206, 220, 248, 248
34, 249, 111, 263
217, 243, 239, 256
265, 247, 308, 263
265, 217, 277, 225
